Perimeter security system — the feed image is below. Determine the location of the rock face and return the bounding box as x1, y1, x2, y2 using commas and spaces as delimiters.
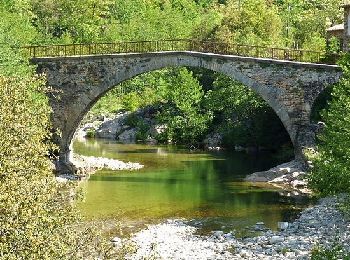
78, 107, 166, 144
203, 132, 223, 150
150, 124, 167, 136
244, 160, 310, 193
96, 112, 130, 139
118, 128, 137, 143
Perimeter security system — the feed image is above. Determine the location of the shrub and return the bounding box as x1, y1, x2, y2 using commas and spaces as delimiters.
0, 76, 114, 259
86, 129, 96, 138
309, 54, 350, 195
136, 121, 150, 142
311, 243, 350, 260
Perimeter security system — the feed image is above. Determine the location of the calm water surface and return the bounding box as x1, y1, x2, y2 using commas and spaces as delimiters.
74, 139, 311, 233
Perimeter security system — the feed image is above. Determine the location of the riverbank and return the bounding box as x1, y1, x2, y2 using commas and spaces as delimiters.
56, 154, 144, 182
244, 160, 311, 194
112, 196, 349, 259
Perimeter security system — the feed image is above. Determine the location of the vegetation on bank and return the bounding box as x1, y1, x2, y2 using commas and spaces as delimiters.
308, 54, 350, 259
309, 54, 350, 196
0, 0, 349, 258
0, 3, 119, 259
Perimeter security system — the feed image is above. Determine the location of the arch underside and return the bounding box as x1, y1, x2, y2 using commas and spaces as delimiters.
66, 54, 295, 152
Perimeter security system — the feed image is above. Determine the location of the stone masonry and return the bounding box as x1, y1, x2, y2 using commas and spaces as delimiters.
32, 51, 342, 173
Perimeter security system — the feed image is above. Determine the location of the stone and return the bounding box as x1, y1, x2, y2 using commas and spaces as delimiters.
55, 176, 68, 183
33, 52, 342, 173
278, 222, 289, 231
245, 160, 311, 193
96, 112, 129, 139
212, 230, 224, 238
270, 236, 284, 244
254, 222, 267, 231
150, 124, 167, 136
117, 128, 137, 143
203, 132, 223, 150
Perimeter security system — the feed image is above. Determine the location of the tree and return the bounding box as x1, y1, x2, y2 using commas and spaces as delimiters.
213, 0, 283, 46
309, 54, 350, 195
156, 68, 212, 145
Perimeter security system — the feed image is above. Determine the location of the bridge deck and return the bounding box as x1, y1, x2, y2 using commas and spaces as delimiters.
24, 39, 339, 64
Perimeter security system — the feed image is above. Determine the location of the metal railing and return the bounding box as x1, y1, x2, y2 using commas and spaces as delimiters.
23, 39, 338, 64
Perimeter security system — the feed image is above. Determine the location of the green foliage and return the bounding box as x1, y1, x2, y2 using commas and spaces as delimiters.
136, 121, 151, 142
0, 76, 90, 258
86, 129, 96, 138
310, 85, 333, 122
214, 0, 283, 46
156, 68, 212, 145
0, 6, 37, 76
327, 37, 341, 54
203, 74, 291, 149
125, 113, 140, 128
275, 0, 343, 49
0, 4, 119, 258
124, 114, 151, 141
30, 0, 113, 43
89, 89, 124, 116
309, 54, 350, 195
311, 243, 350, 260
106, 0, 220, 41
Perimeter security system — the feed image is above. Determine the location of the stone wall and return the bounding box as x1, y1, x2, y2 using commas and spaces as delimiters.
33, 51, 342, 173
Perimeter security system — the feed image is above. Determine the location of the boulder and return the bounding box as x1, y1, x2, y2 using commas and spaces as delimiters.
118, 128, 137, 143
150, 124, 167, 136
244, 160, 311, 193
269, 236, 284, 244
204, 132, 223, 150
95, 112, 129, 139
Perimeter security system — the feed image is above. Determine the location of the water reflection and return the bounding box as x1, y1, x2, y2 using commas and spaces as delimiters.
74, 139, 311, 231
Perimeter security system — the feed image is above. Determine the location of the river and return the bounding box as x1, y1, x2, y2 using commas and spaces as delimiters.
73, 138, 311, 236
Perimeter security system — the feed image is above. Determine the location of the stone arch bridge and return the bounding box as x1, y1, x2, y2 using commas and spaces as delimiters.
28, 40, 342, 173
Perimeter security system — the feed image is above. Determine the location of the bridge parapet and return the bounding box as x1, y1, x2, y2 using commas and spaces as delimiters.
24, 39, 339, 64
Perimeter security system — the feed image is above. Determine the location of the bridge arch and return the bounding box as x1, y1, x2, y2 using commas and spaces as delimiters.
33, 51, 341, 173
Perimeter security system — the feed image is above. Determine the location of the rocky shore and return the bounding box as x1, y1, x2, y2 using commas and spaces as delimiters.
244, 160, 310, 194
56, 154, 143, 182
111, 196, 349, 259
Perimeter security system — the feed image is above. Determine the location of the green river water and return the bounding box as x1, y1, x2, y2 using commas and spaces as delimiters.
74, 139, 311, 234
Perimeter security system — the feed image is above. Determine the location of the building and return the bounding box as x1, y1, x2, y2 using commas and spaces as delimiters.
326, 4, 350, 51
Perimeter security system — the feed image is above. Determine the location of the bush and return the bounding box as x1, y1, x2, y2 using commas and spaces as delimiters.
0, 76, 113, 259
309, 54, 350, 195
311, 243, 350, 260
136, 121, 151, 142
86, 129, 96, 138
156, 68, 212, 145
